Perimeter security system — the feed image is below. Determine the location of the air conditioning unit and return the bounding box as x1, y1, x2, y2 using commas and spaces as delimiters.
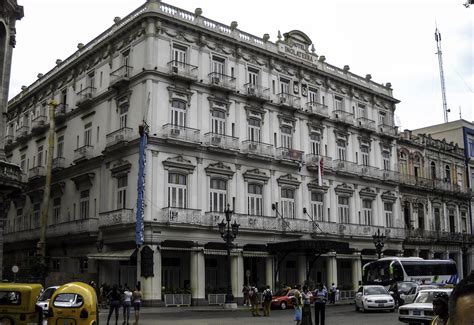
212, 76, 220, 84
171, 66, 179, 73
211, 136, 222, 144
170, 128, 181, 136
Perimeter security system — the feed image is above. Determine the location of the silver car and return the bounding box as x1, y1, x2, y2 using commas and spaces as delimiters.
36, 286, 59, 314
398, 288, 453, 324
354, 285, 395, 312
401, 285, 439, 305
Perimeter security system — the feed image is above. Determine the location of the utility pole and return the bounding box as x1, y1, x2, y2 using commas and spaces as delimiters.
38, 100, 58, 260
435, 27, 450, 123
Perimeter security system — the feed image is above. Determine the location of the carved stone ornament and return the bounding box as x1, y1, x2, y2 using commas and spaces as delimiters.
162, 155, 196, 174
244, 105, 266, 122
71, 173, 95, 190
167, 86, 193, 107
277, 173, 301, 188
243, 168, 270, 184
307, 122, 324, 137
359, 186, 377, 199
208, 96, 231, 115
277, 114, 296, 129
111, 160, 132, 178
381, 191, 397, 202
205, 161, 234, 179
334, 183, 354, 196
307, 180, 329, 192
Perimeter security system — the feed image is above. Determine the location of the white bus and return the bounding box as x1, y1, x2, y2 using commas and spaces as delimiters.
362, 257, 458, 287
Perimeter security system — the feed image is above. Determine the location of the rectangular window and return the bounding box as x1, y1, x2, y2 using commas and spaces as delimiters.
84, 122, 92, 146
61, 88, 67, 105
172, 44, 187, 65
209, 178, 227, 212
338, 196, 349, 224
167, 173, 187, 208
379, 111, 386, 125
212, 56, 225, 75
211, 110, 226, 135
37, 145, 44, 167
119, 105, 128, 128
248, 67, 259, 86
308, 88, 319, 104
461, 211, 467, 233
20, 154, 26, 173
281, 188, 295, 219
384, 202, 393, 227
57, 135, 64, 158
53, 197, 61, 224
248, 119, 261, 142
33, 203, 40, 229
334, 96, 344, 111
337, 140, 346, 161
247, 184, 263, 216
280, 78, 290, 94
281, 126, 292, 149
311, 192, 324, 221
96, 126, 100, 143
310, 133, 321, 155
362, 200, 372, 225
358, 103, 366, 118
361, 145, 369, 166
170, 100, 186, 127
382, 151, 390, 170
117, 176, 128, 209
79, 190, 90, 219
88, 71, 95, 88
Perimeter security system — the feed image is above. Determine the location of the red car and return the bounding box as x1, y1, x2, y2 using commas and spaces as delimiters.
271, 288, 299, 310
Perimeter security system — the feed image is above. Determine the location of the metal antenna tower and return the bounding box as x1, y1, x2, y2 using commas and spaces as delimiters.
435, 27, 450, 123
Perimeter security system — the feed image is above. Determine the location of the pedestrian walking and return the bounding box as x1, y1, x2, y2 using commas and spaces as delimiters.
242, 284, 250, 306
106, 285, 121, 325
301, 285, 313, 325
330, 283, 337, 304
262, 285, 273, 316
122, 285, 132, 325
431, 292, 449, 325
249, 284, 261, 317
293, 285, 303, 325
132, 284, 142, 325
313, 283, 328, 325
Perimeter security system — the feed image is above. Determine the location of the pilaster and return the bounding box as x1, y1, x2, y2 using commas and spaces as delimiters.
326, 251, 337, 287
190, 246, 206, 305
231, 250, 244, 303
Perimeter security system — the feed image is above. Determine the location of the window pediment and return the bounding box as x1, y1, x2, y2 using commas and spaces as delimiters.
71, 173, 95, 190
162, 155, 196, 174
381, 191, 397, 202
243, 168, 269, 184
277, 114, 296, 129
111, 160, 132, 178
334, 183, 354, 196
307, 180, 329, 192
277, 173, 300, 188
245, 105, 265, 122
167, 86, 193, 107
208, 96, 231, 115
359, 187, 376, 199
307, 122, 324, 137
205, 161, 234, 179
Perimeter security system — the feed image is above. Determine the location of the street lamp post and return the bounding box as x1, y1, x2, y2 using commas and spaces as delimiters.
218, 204, 240, 304
372, 228, 385, 259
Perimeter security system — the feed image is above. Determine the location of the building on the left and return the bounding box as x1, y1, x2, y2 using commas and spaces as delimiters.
0, 0, 23, 279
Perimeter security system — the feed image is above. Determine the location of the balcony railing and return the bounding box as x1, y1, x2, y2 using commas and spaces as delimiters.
52, 157, 66, 170
406, 229, 472, 243
357, 117, 376, 131
48, 218, 98, 237
162, 124, 200, 143
31, 115, 48, 132
433, 180, 463, 193
399, 174, 434, 188
158, 207, 203, 225
54, 104, 67, 123
379, 123, 398, 136
76, 87, 96, 106
16, 126, 29, 140
277, 93, 301, 110
305, 101, 328, 117
167, 61, 198, 81
5, 134, 14, 145
305, 154, 333, 171
28, 166, 45, 180
99, 208, 134, 228
203, 133, 239, 151
110, 65, 133, 85
243, 83, 270, 101
0, 161, 22, 183
106, 127, 134, 147
276, 147, 304, 161
4, 228, 40, 243
332, 160, 359, 174
333, 110, 354, 125
241, 140, 274, 158
208, 72, 236, 91
381, 169, 399, 182
73, 145, 94, 162
360, 165, 382, 178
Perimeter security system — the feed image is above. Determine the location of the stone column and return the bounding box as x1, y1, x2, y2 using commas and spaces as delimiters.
231, 250, 244, 303
190, 247, 206, 305
297, 255, 307, 286
351, 251, 362, 291
456, 251, 464, 280
266, 256, 274, 290
139, 245, 162, 305
326, 252, 338, 288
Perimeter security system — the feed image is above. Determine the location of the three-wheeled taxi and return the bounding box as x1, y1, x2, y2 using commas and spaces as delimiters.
47, 282, 98, 325
0, 282, 43, 325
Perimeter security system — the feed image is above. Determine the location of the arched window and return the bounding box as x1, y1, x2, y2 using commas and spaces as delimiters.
445, 165, 451, 183
430, 161, 437, 179
281, 188, 295, 219
400, 152, 408, 175
168, 173, 187, 208
170, 99, 186, 126
247, 183, 263, 216
209, 178, 227, 212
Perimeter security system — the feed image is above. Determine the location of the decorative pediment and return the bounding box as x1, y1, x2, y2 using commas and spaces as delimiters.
334, 183, 354, 196
333, 129, 349, 141
307, 122, 324, 136
282, 30, 312, 48
71, 173, 95, 190
167, 86, 193, 106
277, 114, 296, 129
205, 162, 234, 179
244, 105, 266, 122
208, 96, 231, 115
277, 174, 300, 188
162, 155, 196, 174
111, 160, 132, 178
381, 191, 397, 202
307, 180, 329, 192
359, 187, 377, 199
243, 168, 270, 184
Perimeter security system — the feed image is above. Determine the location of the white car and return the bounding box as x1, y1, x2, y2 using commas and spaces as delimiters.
354, 285, 395, 312
398, 288, 453, 324
36, 286, 60, 314
401, 285, 439, 305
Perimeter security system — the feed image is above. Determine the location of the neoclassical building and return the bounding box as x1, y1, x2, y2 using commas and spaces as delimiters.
2, 0, 472, 304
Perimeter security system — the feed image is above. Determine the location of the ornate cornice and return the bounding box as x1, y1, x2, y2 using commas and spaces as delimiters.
334, 183, 354, 196
277, 173, 300, 188
162, 155, 196, 174
243, 168, 270, 184
205, 161, 234, 179
110, 160, 132, 177
359, 186, 377, 199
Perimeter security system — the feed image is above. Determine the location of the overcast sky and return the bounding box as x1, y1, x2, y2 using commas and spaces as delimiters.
9, 0, 473, 130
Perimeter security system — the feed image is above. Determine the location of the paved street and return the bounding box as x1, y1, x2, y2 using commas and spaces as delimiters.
99, 304, 401, 325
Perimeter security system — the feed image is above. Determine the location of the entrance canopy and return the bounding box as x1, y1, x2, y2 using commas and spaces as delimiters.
87, 249, 136, 261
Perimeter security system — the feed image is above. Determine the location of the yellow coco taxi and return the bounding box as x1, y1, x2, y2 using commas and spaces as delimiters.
0, 282, 43, 325
47, 282, 98, 325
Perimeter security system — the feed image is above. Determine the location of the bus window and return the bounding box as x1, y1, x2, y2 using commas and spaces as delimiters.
391, 261, 404, 282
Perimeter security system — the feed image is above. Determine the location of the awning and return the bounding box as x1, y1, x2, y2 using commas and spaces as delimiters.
87, 249, 136, 261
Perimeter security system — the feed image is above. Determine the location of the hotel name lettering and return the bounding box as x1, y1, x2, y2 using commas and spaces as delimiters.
281, 42, 314, 63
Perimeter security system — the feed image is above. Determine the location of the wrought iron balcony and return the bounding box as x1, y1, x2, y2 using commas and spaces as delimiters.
31, 115, 48, 133
241, 140, 274, 158
405, 228, 471, 244
106, 127, 134, 148
305, 101, 328, 117
16, 126, 29, 141
52, 157, 66, 171
203, 132, 239, 151
162, 124, 200, 144
433, 179, 465, 193
28, 166, 45, 180
357, 117, 376, 131
208, 72, 236, 91
110, 65, 133, 87
399, 174, 433, 188
168, 61, 198, 81
54, 104, 67, 123
47, 218, 98, 237
332, 159, 359, 174
277, 93, 301, 110
276, 147, 304, 161
333, 110, 354, 125
243, 83, 270, 101
379, 123, 398, 137
99, 208, 134, 228
76, 87, 96, 107
73, 145, 94, 162
305, 154, 332, 172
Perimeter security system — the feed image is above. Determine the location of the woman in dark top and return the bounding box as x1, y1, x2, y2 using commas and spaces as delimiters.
107, 285, 122, 325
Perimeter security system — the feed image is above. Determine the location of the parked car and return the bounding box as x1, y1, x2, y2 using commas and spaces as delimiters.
388, 281, 418, 306
398, 288, 453, 324
271, 288, 297, 310
354, 285, 395, 312
401, 285, 438, 305
36, 286, 60, 314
